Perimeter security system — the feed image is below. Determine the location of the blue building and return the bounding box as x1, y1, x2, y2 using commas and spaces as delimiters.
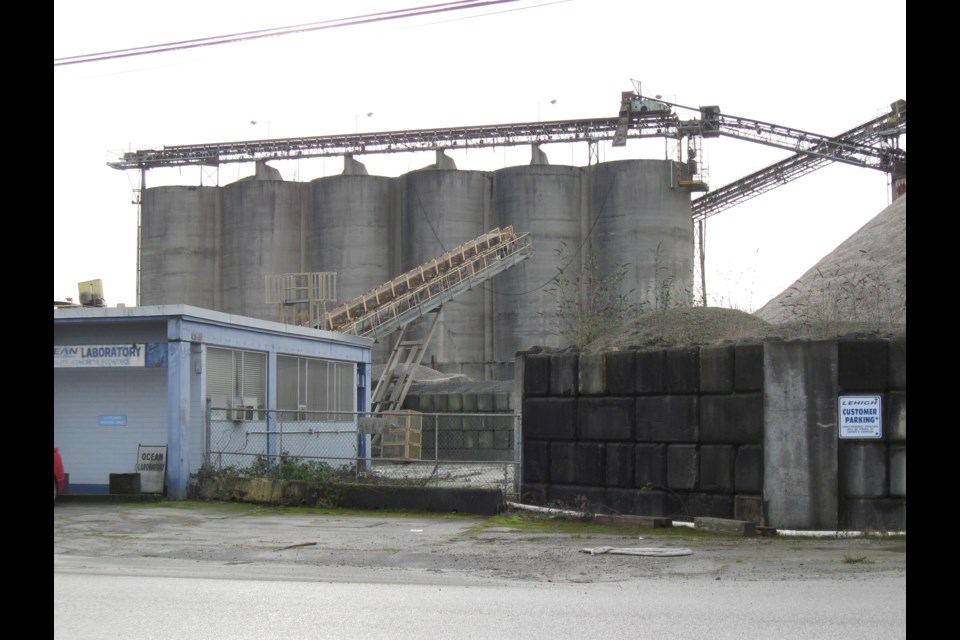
54, 305, 372, 498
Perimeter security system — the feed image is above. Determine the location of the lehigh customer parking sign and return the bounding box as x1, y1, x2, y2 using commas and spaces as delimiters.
838, 396, 883, 439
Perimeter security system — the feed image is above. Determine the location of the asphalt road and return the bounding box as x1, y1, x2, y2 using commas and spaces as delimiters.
54, 502, 906, 639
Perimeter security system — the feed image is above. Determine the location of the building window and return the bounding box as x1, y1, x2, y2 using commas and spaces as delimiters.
207, 347, 266, 420
277, 355, 354, 420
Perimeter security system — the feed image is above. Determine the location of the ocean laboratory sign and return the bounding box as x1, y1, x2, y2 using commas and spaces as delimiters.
838, 395, 883, 439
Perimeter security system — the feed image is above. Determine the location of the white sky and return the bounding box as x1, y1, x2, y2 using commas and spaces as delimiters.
53, 0, 906, 312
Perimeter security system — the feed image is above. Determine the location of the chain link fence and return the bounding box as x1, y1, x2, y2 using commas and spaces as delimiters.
204, 405, 521, 498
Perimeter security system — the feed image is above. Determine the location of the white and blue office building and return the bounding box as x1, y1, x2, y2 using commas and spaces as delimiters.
54, 305, 372, 498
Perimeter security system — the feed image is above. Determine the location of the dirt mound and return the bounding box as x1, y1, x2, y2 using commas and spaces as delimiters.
581, 306, 906, 352
583, 307, 771, 351
755, 195, 906, 326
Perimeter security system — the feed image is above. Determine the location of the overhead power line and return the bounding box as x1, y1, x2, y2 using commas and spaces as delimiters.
54, 0, 524, 66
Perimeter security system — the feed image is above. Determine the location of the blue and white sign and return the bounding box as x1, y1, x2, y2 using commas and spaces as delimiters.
54, 344, 146, 368
839, 395, 883, 439
98, 414, 127, 426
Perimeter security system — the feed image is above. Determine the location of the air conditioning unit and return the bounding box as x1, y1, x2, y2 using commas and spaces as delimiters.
226, 397, 257, 422
241, 396, 259, 421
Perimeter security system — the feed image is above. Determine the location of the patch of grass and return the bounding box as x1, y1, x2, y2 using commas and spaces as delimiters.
842, 555, 875, 564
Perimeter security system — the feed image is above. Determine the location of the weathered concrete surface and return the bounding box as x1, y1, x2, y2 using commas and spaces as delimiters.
889, 446, 906, 496
635, 443, 666, 488
523, 354, 550, 395
699, 445, 735, 492
734, 494, 764, 524
700, 394, 763, 443
636, 395, 698, 442
695, 516, 756, 537
604, 443, 634, 488
667, 444, 698, 490
196, 476, 503, 515
699, 345, 734, 393
605, 351, 635, 395
578, 397, 634, 441
578, 352, 606, 395
840, 444, 887, 498
763, 341, 839, 530
735, 445, 764, 493
886, 392, 906, 441
341, 154, 368, 176
634, 350, 665, 394
734, 344, 764, 392
523, 397, 576, 439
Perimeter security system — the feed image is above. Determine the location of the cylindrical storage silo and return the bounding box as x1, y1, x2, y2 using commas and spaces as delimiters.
491, 165, 584, 378
140, 185, 220, 309
587, 160, 694, 309
220, 179, 307, 321
402, 169, 490, 378
309, 175, 393, 363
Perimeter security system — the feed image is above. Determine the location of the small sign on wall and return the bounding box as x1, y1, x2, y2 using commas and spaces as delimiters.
98, 414, 127, 426
838, 396, 883, 439
136, 445, 167, 494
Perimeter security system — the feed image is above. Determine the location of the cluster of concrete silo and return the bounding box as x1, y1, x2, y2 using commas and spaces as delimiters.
140, 158, 694, 380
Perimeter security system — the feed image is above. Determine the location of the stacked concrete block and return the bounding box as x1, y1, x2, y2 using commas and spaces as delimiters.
606, 351, 635, 394
734, 344, 764, 392
667, 445, 698, 490
520, 345, 768, 521
635, 443, 666, 489
699, 445, 735, 492
636, 395, 698, 441
578, 352, 606, 395
836, 337, 906, 531
549, 353, 578, 396
518, 337, 904, 530
699, 345, 734, 393
578, 397, 634, 441
840, 444, 887, 498
764, 341, 840, 530
605, 443, 634, 488
734, 445, 763, 493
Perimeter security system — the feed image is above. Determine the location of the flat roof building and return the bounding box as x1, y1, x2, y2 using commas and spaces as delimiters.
54, 305, 372, 498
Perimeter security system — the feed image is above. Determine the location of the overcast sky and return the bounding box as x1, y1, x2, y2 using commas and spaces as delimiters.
53, 0, 906, 311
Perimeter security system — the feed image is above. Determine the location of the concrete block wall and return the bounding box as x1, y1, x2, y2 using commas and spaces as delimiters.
401, 392, 515, 461
520, 338, 906, 530
520, 346, 765, 521
837, 338, 906, 531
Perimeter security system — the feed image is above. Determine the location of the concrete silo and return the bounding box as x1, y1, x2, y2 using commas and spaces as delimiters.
402, 169, 491, 378
587, 160, 694, 309
491, 165, 584, 376
220, 179, 308, 320
309, 175, 394, 362
139, 186, 221, 309
136, 157, 695, 381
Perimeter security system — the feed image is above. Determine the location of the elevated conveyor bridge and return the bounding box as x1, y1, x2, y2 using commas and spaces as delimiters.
317, 226, 532, 413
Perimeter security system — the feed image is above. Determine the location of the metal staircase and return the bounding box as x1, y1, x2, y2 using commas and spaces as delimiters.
317, 226, 533, 413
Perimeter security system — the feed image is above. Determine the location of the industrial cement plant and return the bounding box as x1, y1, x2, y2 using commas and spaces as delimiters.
110, 90, 907, 381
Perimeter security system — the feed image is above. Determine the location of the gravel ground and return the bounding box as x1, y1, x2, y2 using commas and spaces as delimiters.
54, 502, 906, 584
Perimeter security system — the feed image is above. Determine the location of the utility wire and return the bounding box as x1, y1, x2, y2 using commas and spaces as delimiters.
54, 0, 524, 66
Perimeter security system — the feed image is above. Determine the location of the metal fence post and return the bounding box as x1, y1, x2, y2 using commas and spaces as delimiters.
204, 397, 212, 468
